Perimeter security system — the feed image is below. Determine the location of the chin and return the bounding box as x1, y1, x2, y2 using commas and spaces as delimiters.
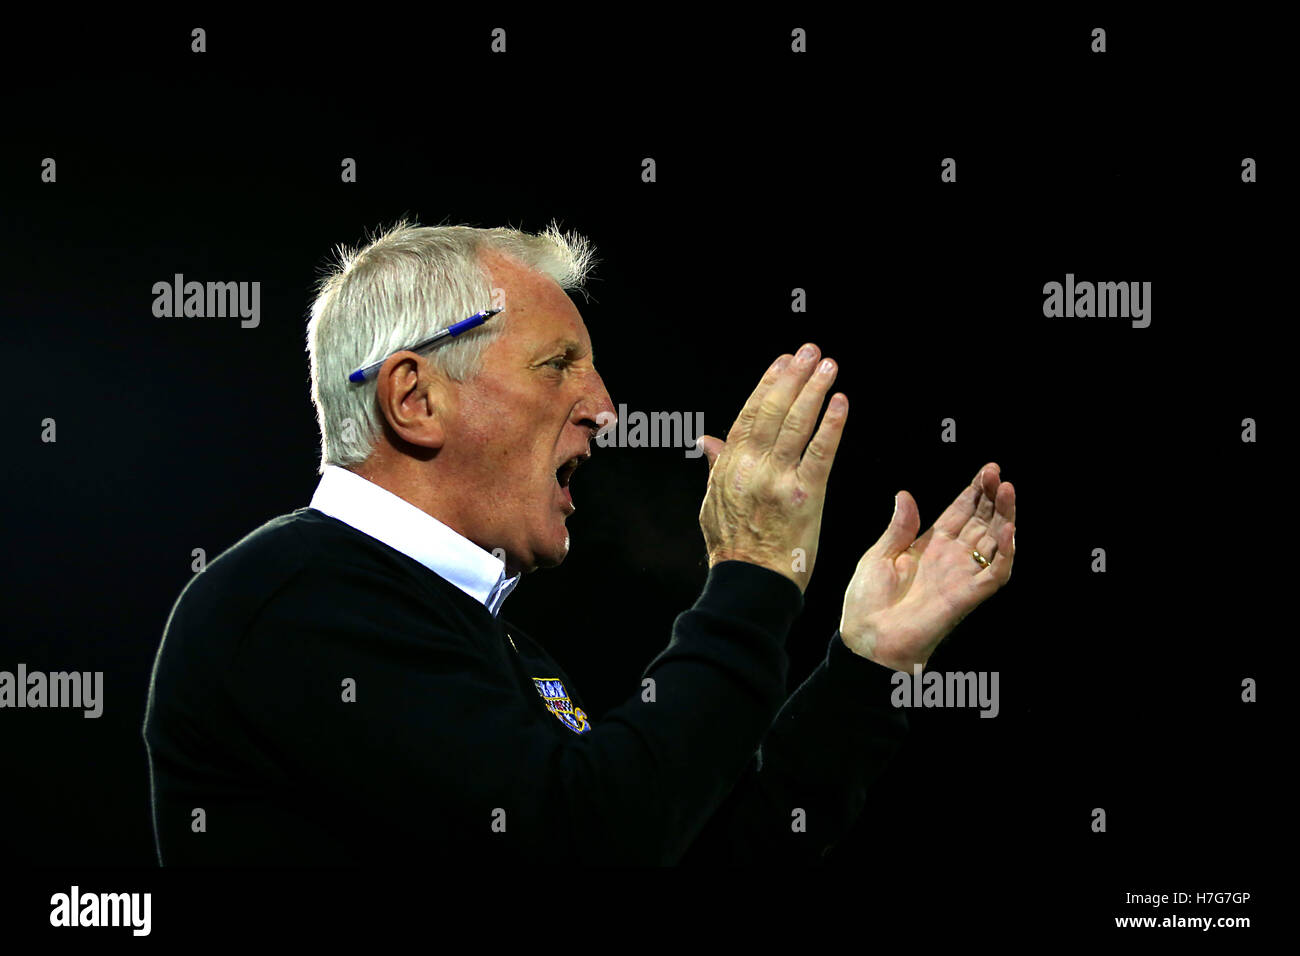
534, 532, 571, 569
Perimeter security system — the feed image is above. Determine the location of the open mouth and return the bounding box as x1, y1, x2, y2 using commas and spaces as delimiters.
555, 455, 588, 514
556, 457, 583, 489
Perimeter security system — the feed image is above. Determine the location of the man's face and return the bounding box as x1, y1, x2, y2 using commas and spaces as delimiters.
441, 252, 615, 575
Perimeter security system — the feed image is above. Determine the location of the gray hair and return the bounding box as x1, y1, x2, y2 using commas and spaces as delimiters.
306, 219, 599, 472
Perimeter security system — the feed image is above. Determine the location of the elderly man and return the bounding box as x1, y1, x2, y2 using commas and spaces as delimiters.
143, 221, 1016, 865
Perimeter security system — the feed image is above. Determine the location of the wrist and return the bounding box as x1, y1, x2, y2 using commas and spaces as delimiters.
839, 628, 924, 673
709, 548, 807, 592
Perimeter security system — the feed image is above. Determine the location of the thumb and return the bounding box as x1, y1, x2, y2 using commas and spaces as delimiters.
869, 490, 920, 561
696, 435, 725, 472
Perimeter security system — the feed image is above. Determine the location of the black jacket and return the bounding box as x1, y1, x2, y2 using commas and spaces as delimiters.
143, 507, 908, 865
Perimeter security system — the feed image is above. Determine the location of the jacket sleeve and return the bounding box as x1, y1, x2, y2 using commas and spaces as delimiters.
678, 630, 910, 865
222, 557, 803, 866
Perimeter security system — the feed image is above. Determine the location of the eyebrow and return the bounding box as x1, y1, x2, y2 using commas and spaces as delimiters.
538, 338, 586, 356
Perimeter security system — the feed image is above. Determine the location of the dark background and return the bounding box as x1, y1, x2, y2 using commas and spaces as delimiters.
0, 10, 1279, 940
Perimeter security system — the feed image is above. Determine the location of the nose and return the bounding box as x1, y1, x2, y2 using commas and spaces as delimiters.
575, 368, 616, 439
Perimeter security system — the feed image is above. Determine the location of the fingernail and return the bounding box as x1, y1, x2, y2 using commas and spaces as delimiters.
818, 359, 834, 376
796, 344, 816, 363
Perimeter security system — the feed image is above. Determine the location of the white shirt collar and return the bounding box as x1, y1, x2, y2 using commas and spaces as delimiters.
308, 464, 521, 617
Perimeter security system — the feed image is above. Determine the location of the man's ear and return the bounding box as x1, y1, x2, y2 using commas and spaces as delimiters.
374, 352, 450, 451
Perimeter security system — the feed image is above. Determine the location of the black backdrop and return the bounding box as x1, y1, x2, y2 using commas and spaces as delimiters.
0, 11, 1279, 942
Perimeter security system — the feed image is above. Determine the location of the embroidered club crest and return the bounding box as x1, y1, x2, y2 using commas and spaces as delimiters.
531, 676, 591, 734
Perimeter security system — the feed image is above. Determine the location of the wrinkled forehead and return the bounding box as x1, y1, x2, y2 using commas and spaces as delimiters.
494, 293, 592, 358
477, 249, 592, 352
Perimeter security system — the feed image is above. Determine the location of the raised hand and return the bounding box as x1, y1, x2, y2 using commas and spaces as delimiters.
839, 463, 1016, 671
695, 344, 848, 593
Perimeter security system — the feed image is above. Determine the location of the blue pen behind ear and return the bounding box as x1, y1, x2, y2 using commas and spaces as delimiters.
348, 309, 504, 384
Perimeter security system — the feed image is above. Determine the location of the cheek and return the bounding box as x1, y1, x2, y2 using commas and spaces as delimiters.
457, 394, 525, 463
457, 425, 549, 501
455, 392, 503, 445
454, 386, 555, 485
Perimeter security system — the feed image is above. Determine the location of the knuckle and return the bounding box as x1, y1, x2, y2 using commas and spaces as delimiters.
757, 395, 786, 420
781, 408, 808, 434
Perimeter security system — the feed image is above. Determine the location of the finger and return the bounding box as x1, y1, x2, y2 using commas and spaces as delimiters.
973, 519, 1001, 565
772, 356, 838, 466
975, 463, 1000, 525
995, 480, 1015, 527
696, 434, 725, 472
793, 391, 848, 487
984, 520, 1015, 586
968, 524, 1011, 603
962, 476, 1014, 549
967, 481, 1013, 556
866, 487, 920, 562
725, 353, 794, 445
934, 462, 998, 541
747, 343, 822, 451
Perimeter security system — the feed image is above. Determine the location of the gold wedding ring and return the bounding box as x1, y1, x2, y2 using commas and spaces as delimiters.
971, 550, 991, 569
